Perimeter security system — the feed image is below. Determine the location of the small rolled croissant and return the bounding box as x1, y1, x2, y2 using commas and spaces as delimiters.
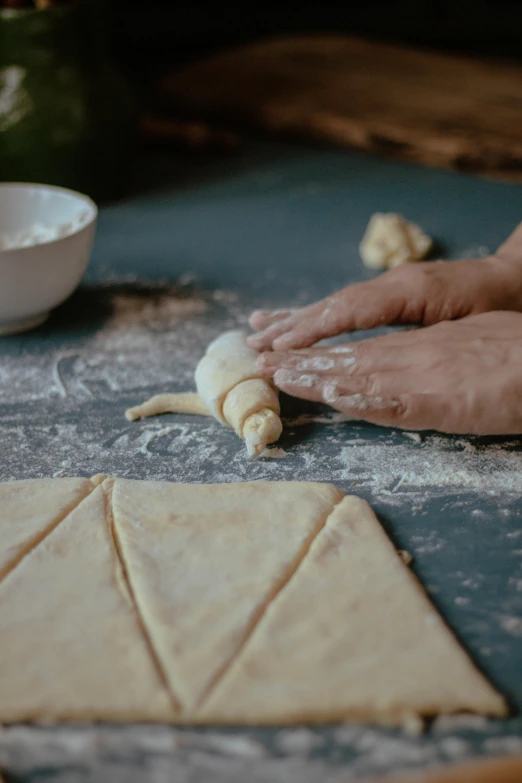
126, 330, 282, 457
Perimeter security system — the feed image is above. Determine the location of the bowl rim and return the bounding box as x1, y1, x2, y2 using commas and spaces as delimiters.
0, 182, 98, 253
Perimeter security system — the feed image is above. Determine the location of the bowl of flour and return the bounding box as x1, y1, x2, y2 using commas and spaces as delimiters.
0, 183, 97, 335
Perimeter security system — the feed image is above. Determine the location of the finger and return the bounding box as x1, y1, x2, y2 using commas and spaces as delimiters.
273, 369, 404, 424
271, 267, 433, 351
327, 391, 467, 432
257, 336, 426, 380
273, 369, 331, 403
248, 296, 338, 350
257, 348, 357, 377
249, 309, 294, 331
273, 368, 414, 403
250, 279, 405, 352
273, 369, 449, 432
271, 296, 351, 350
247, 313, 299, 350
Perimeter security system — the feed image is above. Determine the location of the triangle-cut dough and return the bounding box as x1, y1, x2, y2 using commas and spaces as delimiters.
112, 478, 343, 712
0, 477, 506, 725
0, 484, 174, 722
0, 477, 95, 580
198, 496, 506, 724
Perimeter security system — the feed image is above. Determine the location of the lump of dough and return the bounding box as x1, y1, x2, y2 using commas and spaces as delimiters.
196, 330, 282, 457
359, 213, 432, 269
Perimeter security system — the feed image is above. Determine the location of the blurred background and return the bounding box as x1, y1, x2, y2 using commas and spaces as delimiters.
2, 0, 522, 201
108, 0, 522, 88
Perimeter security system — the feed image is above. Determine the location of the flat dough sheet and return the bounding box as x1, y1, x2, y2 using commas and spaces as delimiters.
0, 477, 506, 725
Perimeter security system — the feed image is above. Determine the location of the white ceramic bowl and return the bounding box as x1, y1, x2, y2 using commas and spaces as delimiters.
0, 183, 97, 335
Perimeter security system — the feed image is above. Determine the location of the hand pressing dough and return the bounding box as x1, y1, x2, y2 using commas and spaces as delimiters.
0, 477, 506, 725
359, 212, 432, 269
126, 330, 282, 457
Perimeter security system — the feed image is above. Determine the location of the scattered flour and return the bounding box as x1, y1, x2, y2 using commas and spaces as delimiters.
1, 721, 520, 783
3, 282, 522, 503
262, 447, 289, 459
498, 615, 522, 637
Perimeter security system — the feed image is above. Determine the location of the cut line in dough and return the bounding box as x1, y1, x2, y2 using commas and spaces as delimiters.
0, 477, 507, 726
0, 476, 99, 584
0, 482, 174, 723
102, 477, 181, 714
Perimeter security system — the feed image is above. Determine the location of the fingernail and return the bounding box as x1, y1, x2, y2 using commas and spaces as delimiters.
295, 356, 335, 371
274, 370, 320, 388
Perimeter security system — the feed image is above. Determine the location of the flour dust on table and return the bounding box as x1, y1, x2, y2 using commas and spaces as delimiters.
2, 282, 522, 503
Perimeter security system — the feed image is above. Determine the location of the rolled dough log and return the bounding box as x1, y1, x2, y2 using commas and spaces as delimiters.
126, 330, 282, 457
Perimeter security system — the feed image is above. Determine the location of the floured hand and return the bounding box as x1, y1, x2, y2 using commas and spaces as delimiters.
248, 225, 522, 351
257, 312, 522, 435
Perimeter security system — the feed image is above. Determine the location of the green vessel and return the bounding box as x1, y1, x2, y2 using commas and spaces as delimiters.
0, 2, 136, 202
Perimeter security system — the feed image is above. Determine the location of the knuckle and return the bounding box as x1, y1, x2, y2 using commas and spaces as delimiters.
365, 374, 382, 396
322, 379, 340, 404
384, 395, 410, 422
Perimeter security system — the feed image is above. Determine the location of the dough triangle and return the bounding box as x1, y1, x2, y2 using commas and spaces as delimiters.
112, 478, 343, 714
0, 477, 96, 581
198, 496, 507, 724
0, 484, 174, 722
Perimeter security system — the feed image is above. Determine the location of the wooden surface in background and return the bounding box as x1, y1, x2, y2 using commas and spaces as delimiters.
377, 754, 522, 782
159, 36, 522, 178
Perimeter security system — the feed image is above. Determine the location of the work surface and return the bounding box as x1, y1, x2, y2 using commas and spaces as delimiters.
1, 142, 522, 782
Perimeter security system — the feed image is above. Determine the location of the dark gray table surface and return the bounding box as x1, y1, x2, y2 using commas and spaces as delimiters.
1, 142, 522, 782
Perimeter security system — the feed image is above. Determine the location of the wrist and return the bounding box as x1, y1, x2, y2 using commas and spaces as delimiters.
482, 252, 522, 312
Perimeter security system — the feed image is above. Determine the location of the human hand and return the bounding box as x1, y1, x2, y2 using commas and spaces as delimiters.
247, 255, 522, 352
256, 311, 522, 435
